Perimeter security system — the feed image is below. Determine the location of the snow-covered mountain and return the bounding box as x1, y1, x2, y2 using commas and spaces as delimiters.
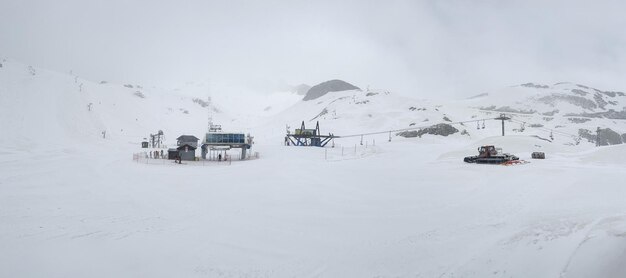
4, 60, 626, 278
0, 60, 302, 149
263, 80, 626, 147
3, 59, 626, 150
461, 82, 626, 145
0, 60, 226, 148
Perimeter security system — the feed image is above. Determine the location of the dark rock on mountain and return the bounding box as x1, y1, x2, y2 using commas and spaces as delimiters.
397, 124, 459, 138
597, 128, 624, 146
467, 93, 489, 99
568, 117, 591, 124
579, 128, 626, 146
542, 110, 559, 116
579, 129, 596, 143
537, 94, 598, 110
481, 105, 537, 114
566, 108, 626, 120
303, 80, 360, 101
521, 83, 549, 89
192, 98, 209, 107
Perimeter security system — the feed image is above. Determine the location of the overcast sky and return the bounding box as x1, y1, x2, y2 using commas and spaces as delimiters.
1, 0, 625, 98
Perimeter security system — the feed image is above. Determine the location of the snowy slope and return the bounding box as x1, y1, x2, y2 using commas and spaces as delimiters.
253, 89, 474, 146
2, 61, 626, 278
266, 81, 626, 147
457, 82, 626, 145
0, 61, 205, 147
0, 60, 273, 150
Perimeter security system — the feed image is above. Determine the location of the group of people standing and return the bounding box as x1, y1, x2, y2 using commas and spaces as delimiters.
148, 150, 165, 159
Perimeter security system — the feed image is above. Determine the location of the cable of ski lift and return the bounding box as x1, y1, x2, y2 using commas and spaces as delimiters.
335, 117, 498, 138
508, 118, 580, 140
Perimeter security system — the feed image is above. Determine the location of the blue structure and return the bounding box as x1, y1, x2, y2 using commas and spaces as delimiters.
285, 121, 334, 147
201, 132, 251, 160
205, 133, 246, 144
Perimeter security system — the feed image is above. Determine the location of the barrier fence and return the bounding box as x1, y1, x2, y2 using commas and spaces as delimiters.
132, 151, 260, 166
323, 142, 380, 161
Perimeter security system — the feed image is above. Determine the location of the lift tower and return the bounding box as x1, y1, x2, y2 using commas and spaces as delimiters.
495, 114, 511, 136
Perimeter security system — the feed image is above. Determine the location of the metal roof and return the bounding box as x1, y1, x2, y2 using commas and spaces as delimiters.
176, 135, 199, 141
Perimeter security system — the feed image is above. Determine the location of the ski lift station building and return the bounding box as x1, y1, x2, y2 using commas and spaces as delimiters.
168, 135, 199, 161
201, 132, 252, 159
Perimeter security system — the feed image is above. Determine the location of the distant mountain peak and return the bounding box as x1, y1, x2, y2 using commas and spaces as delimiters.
303, 79, 360, 101
292, 84, 311, 95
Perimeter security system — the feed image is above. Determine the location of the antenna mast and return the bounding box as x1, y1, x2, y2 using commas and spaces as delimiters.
207, 96, 213, 132
206, 96, 222, 133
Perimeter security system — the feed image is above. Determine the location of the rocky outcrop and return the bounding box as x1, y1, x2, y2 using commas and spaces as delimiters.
310, 108, 328, 121
303, 80, 360, 101
480, 105, 536, 114
597, 128, 624, 146
133, 91, 145, 98
467, 93, 489, 99
397, 124, 459, 138
602, 91, 625, 97
566, 108, 626, 120
192, 98, 209, 107
537, 94, 598, 110
542, 110, 559, 116
571, 89, 589, 96
579, 129, 596, 143
579, 128, 626, 146
594, 93, 608, 109
568, 117, 591, 124
521, 83, 549, 89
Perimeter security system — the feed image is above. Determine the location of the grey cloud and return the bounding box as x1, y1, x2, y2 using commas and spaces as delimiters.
1, 0, 624, 98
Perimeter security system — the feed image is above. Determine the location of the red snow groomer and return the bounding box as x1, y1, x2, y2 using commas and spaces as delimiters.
464, 145, 520, 164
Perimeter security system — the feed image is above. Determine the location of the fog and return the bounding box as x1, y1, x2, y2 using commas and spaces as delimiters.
1, 0, 625, 98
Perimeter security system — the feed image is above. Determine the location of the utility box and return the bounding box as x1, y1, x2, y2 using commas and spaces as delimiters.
531, 152, 545, 159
